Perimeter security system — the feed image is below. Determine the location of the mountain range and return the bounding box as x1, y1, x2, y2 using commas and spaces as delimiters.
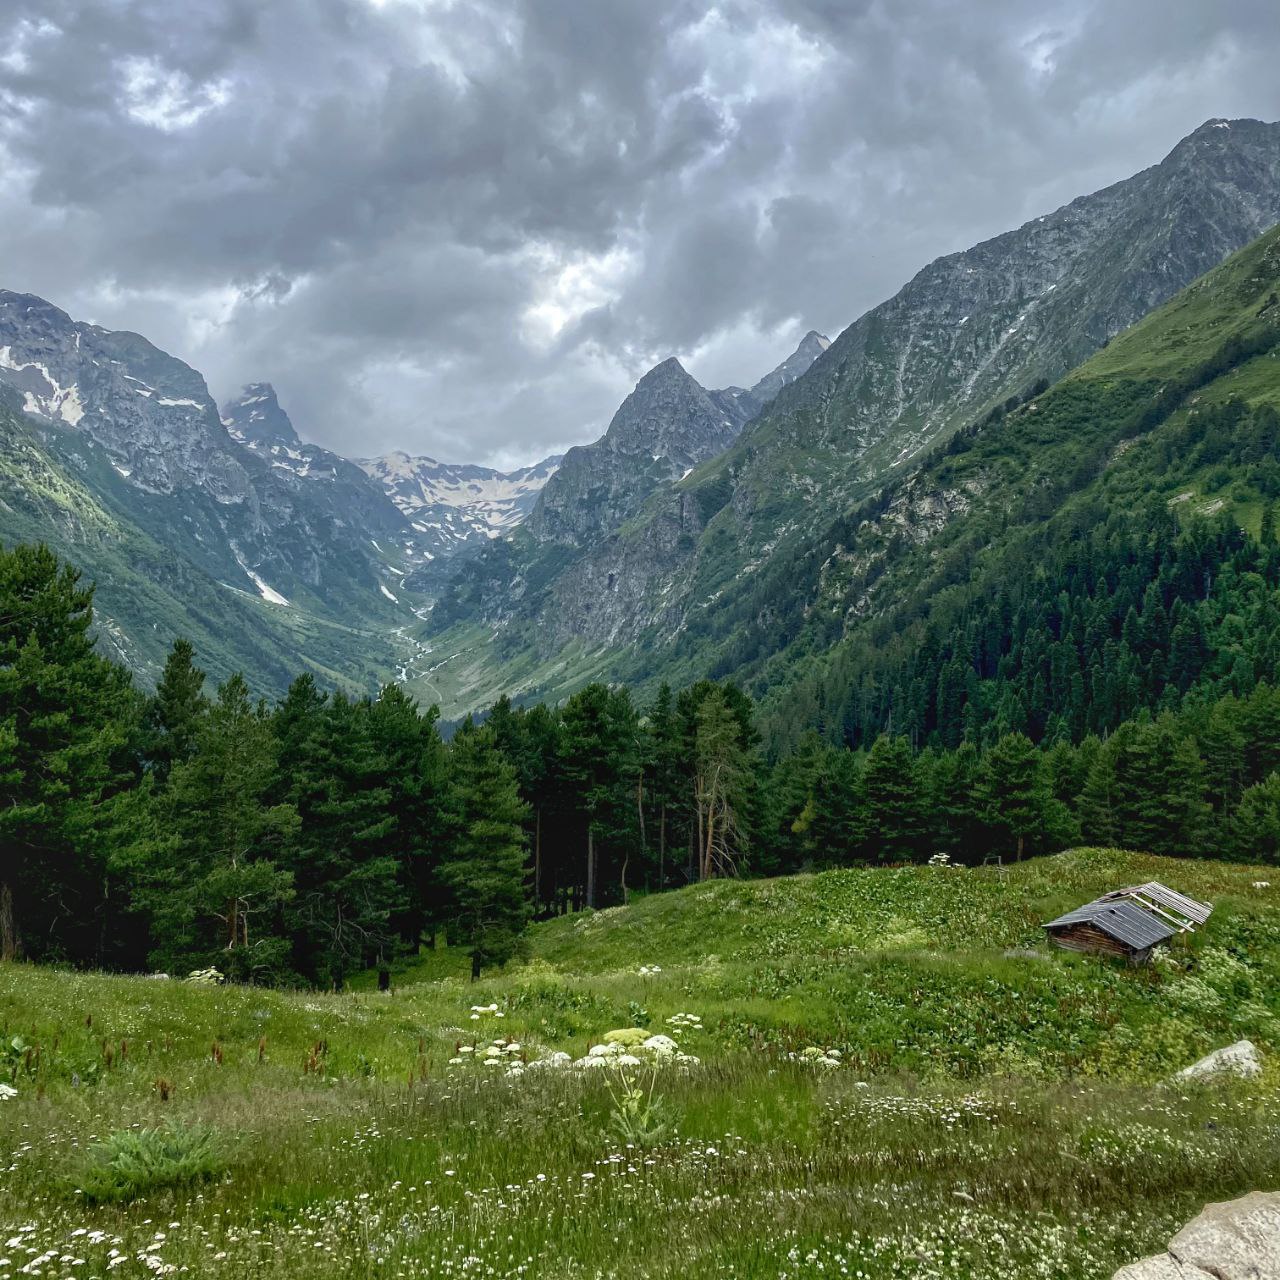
0, 117, 1278, 726
418, 117, 1280, 717
0, 288, 829, 692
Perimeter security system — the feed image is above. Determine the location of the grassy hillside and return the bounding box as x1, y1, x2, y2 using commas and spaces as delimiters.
0, 399, 403, 693
2, 851, 1278, 1278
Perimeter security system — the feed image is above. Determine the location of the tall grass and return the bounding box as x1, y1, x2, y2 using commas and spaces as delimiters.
0, 849, 1277, 1277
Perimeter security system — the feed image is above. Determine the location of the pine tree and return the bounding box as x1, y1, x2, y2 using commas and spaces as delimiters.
0, 544, 142, 965
280, 695, 404, 987
368, 684, 448, 951
860, 736, 922, 863
559, 684, 635, 907
1229, 771, 1280, 863
978, 733, 1059, 860
1120, 719, 1209, 856
142, 638, 208, 783
146, 674, 296, 979
925, 741, 981, 861
440, 728, 530, 980
1261, 501, 1277, 548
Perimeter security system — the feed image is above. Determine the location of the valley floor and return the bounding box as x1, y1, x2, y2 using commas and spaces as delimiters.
1, 849, 1277, 1278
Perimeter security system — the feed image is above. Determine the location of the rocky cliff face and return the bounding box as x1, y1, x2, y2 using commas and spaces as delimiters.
0, 295, 409, 630
222, 382, 300, 447
221, 383, 411, 542
0, 292, 251, 501
524, 332, 831, 548
432, 117, 1280, 677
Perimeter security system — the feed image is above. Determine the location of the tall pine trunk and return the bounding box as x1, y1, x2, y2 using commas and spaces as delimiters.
534, 809, 542, 904
586, 825, 596, 909
0, 883, 16, 962
658, 804, 666, 890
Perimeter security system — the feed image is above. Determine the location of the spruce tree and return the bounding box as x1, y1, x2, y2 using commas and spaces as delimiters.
280, 695, 404, 987
146, 674, 296, 979
979, 732, 1058, 860
0, 544, 141, 965
142, 638, 208, 783
860, 736, 922, 863
440, 728, 530, 980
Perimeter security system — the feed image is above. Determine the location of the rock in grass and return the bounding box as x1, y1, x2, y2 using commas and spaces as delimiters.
1114, 1191, 1280, 1279
1174, 1040, 1262, 1081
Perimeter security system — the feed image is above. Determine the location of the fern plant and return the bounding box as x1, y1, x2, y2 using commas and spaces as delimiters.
77, 1122, 225, 1203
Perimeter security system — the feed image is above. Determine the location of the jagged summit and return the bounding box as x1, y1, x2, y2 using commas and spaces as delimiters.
749, 330, 832, 403
524, 330, 831, 547
221, 383, 300, 447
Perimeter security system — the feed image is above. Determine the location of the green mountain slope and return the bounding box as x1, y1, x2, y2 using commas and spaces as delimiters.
730, 221, 1280, 750
419, 118, 1280, 720
0, 394, 399, 691
420, 214, 1280, 750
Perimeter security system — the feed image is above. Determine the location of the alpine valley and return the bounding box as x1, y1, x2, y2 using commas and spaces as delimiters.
3, 117, 1280, 734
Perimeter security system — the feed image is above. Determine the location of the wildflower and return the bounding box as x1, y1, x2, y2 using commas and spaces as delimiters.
638, 964, 662, 977
642, 1034, 678, 1056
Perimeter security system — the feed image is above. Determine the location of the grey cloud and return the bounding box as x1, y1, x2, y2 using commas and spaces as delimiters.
0, 0, 1277, 464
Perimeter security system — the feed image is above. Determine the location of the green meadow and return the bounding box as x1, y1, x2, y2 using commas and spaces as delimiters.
1, 848, 1278, 1279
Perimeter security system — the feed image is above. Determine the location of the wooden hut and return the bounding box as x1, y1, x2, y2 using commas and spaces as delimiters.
1043, 881, 1212, 964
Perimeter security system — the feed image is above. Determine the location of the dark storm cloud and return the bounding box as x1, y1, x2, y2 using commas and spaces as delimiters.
0, 0, 1276, 465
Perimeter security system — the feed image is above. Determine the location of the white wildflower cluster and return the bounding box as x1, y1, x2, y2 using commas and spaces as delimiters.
185, 967, 224, 985
791, 1045, 843, 1069
448, 1038, 527, 1078
574, 1036, 698, 1071
665, 1012, 702, 1037
0, 1083, 17, 1101
825, 1092, 1005, 1129
468, 1002, 505, 1021
637, 964, 662, 977
927, 851, 953, 867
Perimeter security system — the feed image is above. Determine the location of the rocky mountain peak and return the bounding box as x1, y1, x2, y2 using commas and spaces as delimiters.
748, 330, 832, 403
221, 382, 300, 447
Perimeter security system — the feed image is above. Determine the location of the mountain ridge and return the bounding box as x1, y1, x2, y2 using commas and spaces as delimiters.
417, 116, 1280, 718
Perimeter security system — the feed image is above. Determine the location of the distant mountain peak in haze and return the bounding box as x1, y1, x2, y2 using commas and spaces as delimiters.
748, 330, 831, 403
359, 450, 564, 549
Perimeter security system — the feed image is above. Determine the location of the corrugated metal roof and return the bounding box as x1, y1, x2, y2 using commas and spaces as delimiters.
1044, 899, 1176, 950
1101, 882, 1213, 927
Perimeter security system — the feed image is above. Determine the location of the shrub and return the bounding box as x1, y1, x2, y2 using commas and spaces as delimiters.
76, 1122, 225, 1203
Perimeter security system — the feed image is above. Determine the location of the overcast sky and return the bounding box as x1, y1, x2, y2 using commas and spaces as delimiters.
1, 1, 1277, 468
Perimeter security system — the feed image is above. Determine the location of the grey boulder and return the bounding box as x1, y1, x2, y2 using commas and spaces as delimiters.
1115, 1191, 1280, 1280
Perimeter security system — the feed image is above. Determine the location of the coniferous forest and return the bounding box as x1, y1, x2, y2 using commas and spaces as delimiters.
5, 486, 1280, 986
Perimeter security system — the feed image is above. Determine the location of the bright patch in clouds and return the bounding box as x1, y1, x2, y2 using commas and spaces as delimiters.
521, 245, 637, 349
120, 58, 231, 132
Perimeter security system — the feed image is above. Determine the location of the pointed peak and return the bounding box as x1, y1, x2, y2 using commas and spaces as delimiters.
748, 329, 833, 404
643, 356, 692, 381
221, 381, 300, 447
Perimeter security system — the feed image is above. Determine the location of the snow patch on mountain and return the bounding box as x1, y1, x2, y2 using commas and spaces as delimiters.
360, 451, 562, 546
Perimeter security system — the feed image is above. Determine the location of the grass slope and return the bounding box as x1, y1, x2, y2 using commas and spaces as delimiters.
1, 851, 1278, 1278
0, 402, 402, 693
